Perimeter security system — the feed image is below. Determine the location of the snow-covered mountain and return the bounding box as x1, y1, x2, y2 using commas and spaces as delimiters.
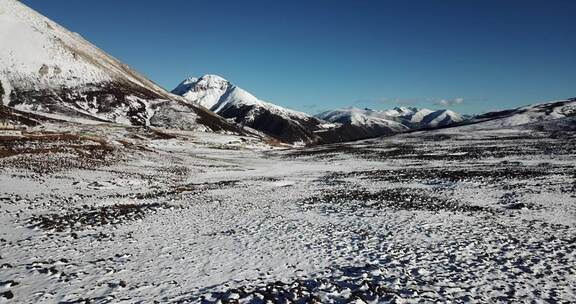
173, 75, 470, 144
420, 109, 464, 128
172, 75, 231, 110
173, 75, 349, 144
458, 98, 576, 131
316, 106, 464, 131
0, 0, 238, 133
314, 107, 409, 132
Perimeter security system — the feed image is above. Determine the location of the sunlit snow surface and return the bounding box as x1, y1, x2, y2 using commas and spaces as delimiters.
173, 75, 313, 122
0, 119, 574, 303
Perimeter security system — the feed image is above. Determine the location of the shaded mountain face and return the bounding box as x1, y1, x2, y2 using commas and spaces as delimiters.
420, 109, 464, 128
0, 0, 239, 133
315, 107, 464, 131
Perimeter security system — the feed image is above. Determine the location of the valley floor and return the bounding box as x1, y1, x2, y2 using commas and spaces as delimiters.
0, 124, 575, 303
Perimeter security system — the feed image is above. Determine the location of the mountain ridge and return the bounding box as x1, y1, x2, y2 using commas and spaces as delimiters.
315, 106, 464, 131
2, 0, 573, 146
0, 0, 242, 134
173, 74, 449, 145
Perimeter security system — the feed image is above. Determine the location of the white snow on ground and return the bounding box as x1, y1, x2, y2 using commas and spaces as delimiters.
0, 121, 574, 303
0, 74, 12, 106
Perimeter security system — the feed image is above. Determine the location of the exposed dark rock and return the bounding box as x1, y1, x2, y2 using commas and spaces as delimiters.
1, 291, 14, 299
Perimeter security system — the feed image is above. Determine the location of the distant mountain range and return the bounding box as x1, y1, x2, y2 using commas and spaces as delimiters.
455, 98, 576, 131
171, 75, 466, 144
315, 107, 464, 130
1, 0, 574, 146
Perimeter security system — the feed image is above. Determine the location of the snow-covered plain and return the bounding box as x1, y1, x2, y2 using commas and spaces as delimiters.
0, 120, 574, 303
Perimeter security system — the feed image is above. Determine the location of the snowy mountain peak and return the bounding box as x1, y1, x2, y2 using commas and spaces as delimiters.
191, 74, 230, 90
179, 76, 199, 85
175, 74, 229, 88
174, 75, 264, 110
172, 74, 236, 109
173, 74, 332, 144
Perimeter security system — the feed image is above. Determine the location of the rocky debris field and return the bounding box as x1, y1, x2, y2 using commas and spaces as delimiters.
0, 125, 575, 303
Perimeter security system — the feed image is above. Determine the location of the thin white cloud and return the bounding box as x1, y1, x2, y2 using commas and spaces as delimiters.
355, 97, 422, 105
435, 97, 464, 106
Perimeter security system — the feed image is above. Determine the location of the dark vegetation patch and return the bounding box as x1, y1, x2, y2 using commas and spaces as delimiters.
28, 203, 171, 232
0, 105, 53, 127
327, 166, 563, 184
287, 136, 576, 161
8, 83, 159, 126
126, 127, 178, 140
58, 296, 112, 304
139, 180, 239, 199
287, 144, 417, 160
288, 143, 513, 161
104, 180, 240, 200
253, 177, 281, 182
0, 132, 116, 173
157, 165, 191, 177
314, 175, 349, 186
301, 187, 490, 213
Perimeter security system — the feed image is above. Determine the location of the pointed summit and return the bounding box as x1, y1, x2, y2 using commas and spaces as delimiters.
172, 75, 232, 109
173, 74, 330, 144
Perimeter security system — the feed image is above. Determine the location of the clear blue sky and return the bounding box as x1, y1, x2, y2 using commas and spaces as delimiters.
22, 0, 576, 114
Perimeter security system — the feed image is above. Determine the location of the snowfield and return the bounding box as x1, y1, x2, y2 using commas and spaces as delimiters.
0, 120, 574, 303
1, 0, 574, 302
